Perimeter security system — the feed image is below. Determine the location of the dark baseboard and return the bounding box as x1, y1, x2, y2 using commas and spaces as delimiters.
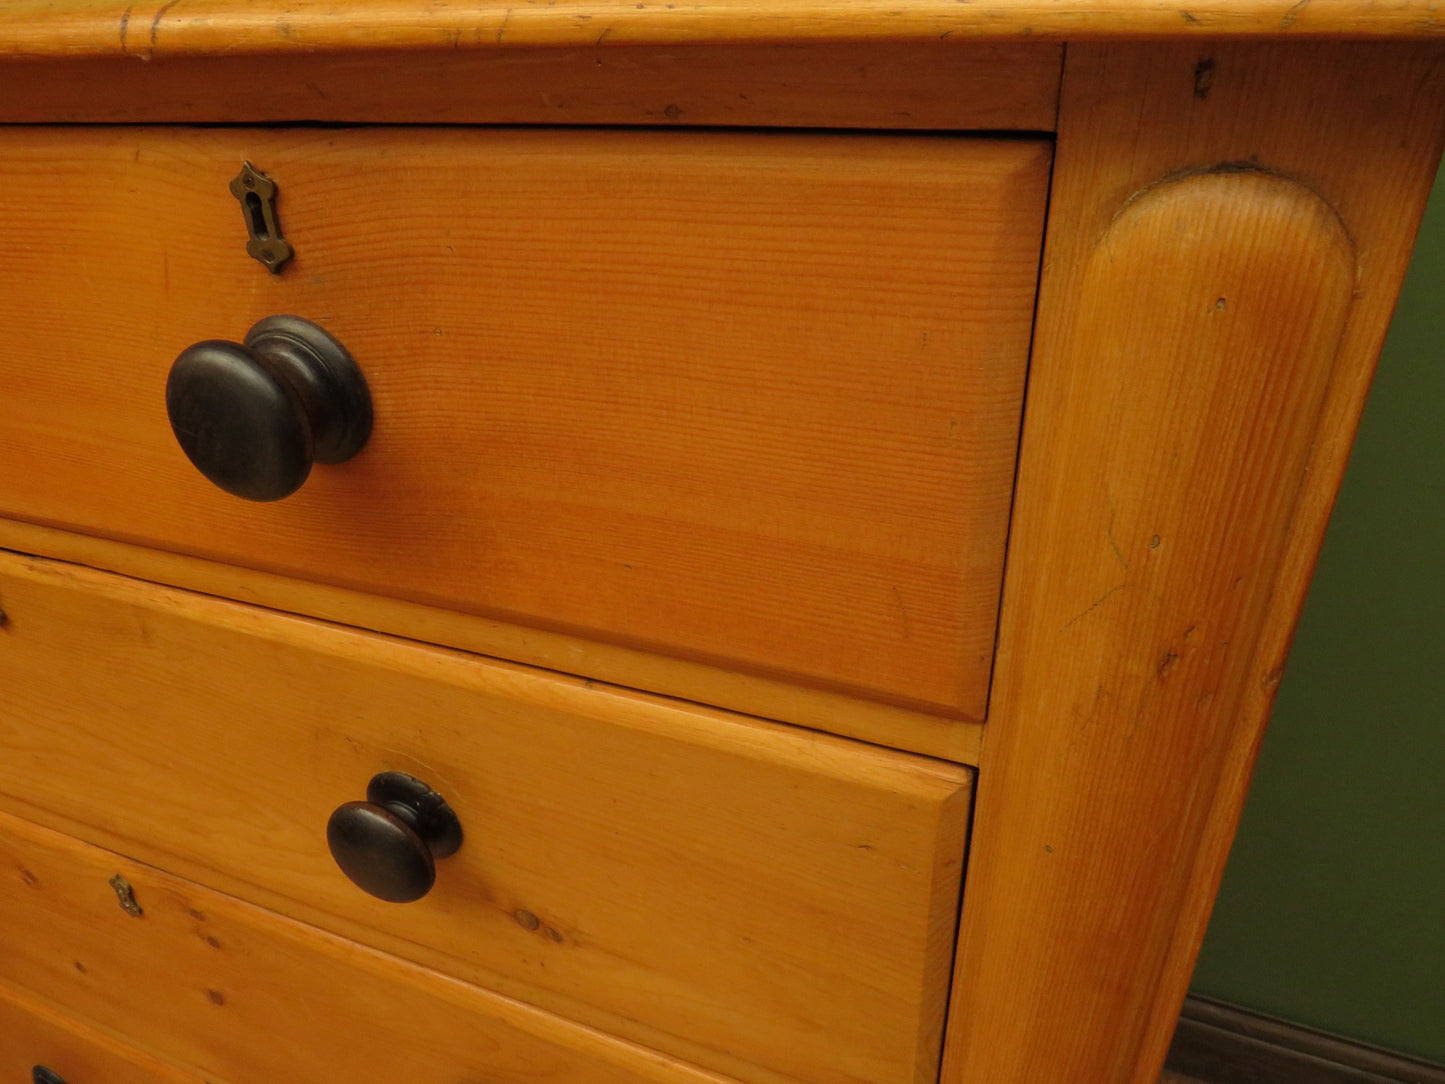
1166, 996, 1445, 1084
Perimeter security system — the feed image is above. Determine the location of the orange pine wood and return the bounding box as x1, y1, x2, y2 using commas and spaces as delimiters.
0, 981, 203, 1084
0, 126, 1048, 724
0, 552, 973, 1084
0, 516, 987, 763
943, 42, 1445, 1084
0, 810, 741, 1084
0, 43, 1064, 130
2, 0, 1444, 56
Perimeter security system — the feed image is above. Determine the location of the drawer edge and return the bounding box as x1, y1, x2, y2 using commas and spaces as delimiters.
0, 518, 986, 764
0, 43, 1063, 132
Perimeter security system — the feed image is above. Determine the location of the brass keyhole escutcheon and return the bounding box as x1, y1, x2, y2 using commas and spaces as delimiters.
229, 161, 294, 274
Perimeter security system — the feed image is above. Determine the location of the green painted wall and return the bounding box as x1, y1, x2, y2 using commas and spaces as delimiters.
1188, 166, 1445, 1062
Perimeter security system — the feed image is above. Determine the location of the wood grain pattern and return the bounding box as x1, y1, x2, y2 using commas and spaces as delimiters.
0, 981, 204, 1084
1, 0, 1444, 56
0, 551, 974, 1084
942, 42, 1445, 1084
0, 126, 1048, 724
0, 810, 742, 1084
0, 516, 986, 764
0, 43, 1063, 130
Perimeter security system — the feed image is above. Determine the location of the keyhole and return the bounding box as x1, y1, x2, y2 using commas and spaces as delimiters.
244, 191, 270, 240
231, 161, 294, 273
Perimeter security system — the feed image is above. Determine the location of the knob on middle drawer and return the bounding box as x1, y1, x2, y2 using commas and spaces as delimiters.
165, 314, 372, 502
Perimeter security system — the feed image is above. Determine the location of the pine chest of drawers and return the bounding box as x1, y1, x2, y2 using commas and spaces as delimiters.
1, 5, 1443, 1083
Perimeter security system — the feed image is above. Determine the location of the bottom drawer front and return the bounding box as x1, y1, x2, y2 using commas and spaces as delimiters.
0, 551, 973, 1084
0, 981, 200, 1084
0, 811, 732, 1084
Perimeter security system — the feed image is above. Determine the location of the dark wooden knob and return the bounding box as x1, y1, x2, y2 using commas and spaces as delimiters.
166, 314, 372, 502
33, 1069, 68, 1084
327, 772, 463, 903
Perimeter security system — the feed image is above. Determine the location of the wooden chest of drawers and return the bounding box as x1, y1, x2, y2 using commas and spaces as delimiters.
1, 5, 1443, 1083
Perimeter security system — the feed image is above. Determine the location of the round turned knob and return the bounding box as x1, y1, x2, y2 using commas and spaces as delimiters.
166, 314, 372, 502
327, 772, 463, 903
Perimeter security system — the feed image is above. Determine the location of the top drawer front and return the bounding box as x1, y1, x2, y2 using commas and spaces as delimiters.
0, 127, 1048, 720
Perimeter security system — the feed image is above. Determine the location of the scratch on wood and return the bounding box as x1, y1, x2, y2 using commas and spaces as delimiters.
497, 8, 512, 42
1060, 584, 1130, 632
118, 4, 132, 52
1280, 0, 1311, 29
1107, 508, 1129, 570
150, 0, 182, 51
1073, 683, 1108, 737
596, 25, 612, 44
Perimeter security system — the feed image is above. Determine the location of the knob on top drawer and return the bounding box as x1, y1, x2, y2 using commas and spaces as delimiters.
0, 125, 1049, 726
166, 315, 372, 502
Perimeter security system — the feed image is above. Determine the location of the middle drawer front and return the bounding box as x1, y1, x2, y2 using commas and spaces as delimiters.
0, 551, 973, 1084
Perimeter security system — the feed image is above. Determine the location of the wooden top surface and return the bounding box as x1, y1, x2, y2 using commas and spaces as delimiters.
2, 0, 1443, 57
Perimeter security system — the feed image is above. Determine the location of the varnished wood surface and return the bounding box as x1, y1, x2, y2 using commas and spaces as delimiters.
942, 42, 1445, 1084
0, 981, 204, 1084
0, 126, 1047, 725
955, 161, 1356, 1080
0, 43, 1063, 130
0, 810, 742, 1084
0, 517, 987, 764
2, 0, 1444, 56
0, 551, 974, 1084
